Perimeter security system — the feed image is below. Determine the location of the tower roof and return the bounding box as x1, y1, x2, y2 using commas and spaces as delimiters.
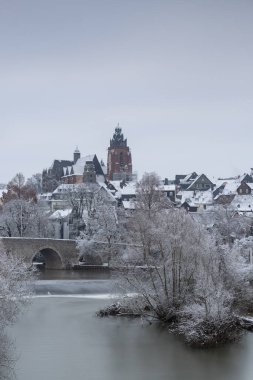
110, 124, 127, 148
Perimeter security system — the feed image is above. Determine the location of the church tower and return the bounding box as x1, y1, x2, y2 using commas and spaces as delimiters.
107, 125, 132, 181
73, 146, 81, 164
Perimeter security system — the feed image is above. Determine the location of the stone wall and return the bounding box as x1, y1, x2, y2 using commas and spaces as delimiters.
1, 237, 79, 269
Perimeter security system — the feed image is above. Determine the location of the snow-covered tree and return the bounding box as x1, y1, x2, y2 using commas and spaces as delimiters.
0, 199, 53, 238
212, 205, 250, 245
75, 184, 120, 264
0, 243, 34, 376
135, 172, 171, 214
90, 203, 119, 264
67, 183, 99, 220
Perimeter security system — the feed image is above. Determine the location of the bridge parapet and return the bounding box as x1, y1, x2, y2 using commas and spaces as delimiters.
1, 238, 79, 269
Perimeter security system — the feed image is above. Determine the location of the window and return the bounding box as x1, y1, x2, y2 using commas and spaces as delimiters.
120, 152, 124, 166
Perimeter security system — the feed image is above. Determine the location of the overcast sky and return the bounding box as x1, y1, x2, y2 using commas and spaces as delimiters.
0, 0, 253, 184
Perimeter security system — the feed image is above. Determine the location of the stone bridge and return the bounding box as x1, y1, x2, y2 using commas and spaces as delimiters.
1, 237, 79, 269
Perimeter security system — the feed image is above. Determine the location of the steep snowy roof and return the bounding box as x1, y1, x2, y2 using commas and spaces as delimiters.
121, 182, 137, 196
178, 190, 213, 206
179, 172, 197, 184
63, 155, 97, 176
49, 209, 72, 220
214, 179, 241, 195
53, 184, 78, 193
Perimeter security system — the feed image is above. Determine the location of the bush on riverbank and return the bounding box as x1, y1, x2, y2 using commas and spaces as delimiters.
97, 297, 244, 348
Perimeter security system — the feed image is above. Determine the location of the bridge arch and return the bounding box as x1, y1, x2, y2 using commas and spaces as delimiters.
32, 247, 63, 269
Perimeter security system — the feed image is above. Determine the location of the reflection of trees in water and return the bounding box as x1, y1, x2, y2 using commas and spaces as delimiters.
0, 331, 16, 380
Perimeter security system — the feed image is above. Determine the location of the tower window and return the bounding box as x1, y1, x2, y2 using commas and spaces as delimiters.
120, 152, 124, 166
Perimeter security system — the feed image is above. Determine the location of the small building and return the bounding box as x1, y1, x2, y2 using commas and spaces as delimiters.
181, 201, 198, 213
187, 174, 214, 191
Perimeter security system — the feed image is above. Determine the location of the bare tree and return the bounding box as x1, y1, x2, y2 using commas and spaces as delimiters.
0, 242, 34, 376
26, 173, 43, 194
2, 173, 37, 203
135, 172, 171, 214
67, 183, 99, 220
212, 205, 250, 246
72, 182, 121, 263
0, 199, 53, 238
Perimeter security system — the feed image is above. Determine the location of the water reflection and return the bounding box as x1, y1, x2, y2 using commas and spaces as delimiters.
0, 331, 15, 380
8, 272, 253, 380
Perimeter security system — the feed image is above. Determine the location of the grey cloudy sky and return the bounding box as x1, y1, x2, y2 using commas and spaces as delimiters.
0, 0, 253, 183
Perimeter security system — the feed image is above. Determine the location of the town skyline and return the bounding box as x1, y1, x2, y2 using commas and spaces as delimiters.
1, 123, 253, 184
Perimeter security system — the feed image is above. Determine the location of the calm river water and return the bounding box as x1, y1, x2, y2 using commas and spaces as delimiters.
7, 270, 253, 380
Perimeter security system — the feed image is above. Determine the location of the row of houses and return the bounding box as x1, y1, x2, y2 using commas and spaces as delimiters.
108, 170, 253, 215
41, 168, 253, 235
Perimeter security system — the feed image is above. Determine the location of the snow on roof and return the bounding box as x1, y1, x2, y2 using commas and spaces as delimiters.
53, 184, 78, 193
107, 181, 137, 196
122, 200, 135, 210
163, 185, 176, 191
177, 190, 195, 204
178, 190, 213, 206
96, 175, 105, 184
214, 178, 241, 195
108, 181, 123, 192
121, 182, 137, 196
101, 164, 107, 175
98, 184, 117, 202
187, 174, 202, 187
63, 155, 97, 176
76, 155, 95, 166
180, 172, 197, 184
49, 209, 72, 220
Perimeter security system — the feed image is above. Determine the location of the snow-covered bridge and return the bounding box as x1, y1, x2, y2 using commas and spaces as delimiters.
1, 237, 78, 269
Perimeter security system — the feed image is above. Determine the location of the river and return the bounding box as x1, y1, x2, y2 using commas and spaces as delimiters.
7, 270, 253, 380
